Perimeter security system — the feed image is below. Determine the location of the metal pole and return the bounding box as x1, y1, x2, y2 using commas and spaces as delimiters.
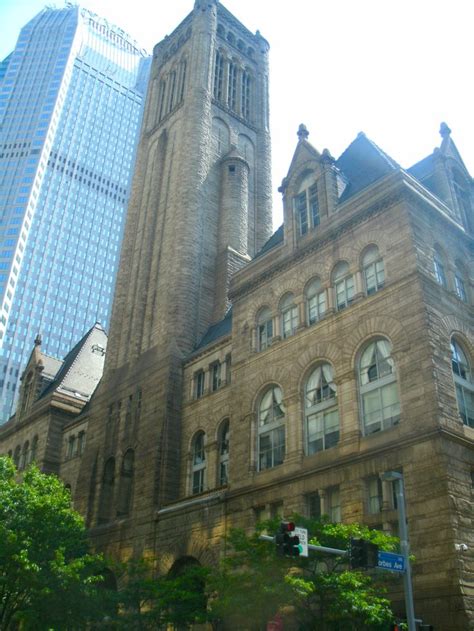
259, 534, 347, 557
393, 474, 417, 631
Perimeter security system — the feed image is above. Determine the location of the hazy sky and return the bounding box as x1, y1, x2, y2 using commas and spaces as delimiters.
1, 0, 471, 227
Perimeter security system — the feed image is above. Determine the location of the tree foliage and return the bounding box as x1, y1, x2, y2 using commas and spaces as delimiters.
208, 515, 399, 631
0, 456, 106, 630
104, 557, 209, 630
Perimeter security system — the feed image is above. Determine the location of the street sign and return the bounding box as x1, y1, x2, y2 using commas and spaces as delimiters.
294, 526, 308, 557
378, 551, 405, 573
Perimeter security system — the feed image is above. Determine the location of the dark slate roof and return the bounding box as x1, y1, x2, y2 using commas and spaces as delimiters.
254, 223, 284, 259
407, 154, 435, 180
40, 323, 107, 399
194, 308, 232, 352
336, 132, 400, 202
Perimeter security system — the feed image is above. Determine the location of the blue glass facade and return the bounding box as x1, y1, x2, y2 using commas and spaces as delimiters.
0, 7, 150, 422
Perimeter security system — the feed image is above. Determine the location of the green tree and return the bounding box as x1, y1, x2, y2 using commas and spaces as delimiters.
209, 516, 399, 631
105, 557, 209, 630
0, 456, 107, 630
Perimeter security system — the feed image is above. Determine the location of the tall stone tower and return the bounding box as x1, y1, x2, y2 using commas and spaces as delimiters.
74, 0, 272, 553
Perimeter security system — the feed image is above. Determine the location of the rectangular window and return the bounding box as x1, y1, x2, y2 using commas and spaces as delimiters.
307, 492, 321, 519
211, 362, 221, 392
367, 477, 383, 514
194, 370, 205, 399
295, 192, 308, 235
308, 290, 326, 325
336, 275, 355, 310
327, 486, 341, 522
307, 408, 339, 454
309, 184, 319, 228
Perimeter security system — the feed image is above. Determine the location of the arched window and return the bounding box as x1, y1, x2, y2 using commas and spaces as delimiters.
454, 261, 468, 302
451, 338, 474, 427
293, 174, 319, 236
228, 61, 237, 110
257, 307, 273, 351
178, 60, 187, 103
13, 445, 21, 468
218, 419, 230, 486
30, 435, 38, 463
280, 293, 298, 339
167, 70, 177, 113
359, 339, 400, 435
20, 372, 33, 415
213, 50, 224, 101
333, 262, 354, 311
191, 432, 206, 494
362, 245, 385, 295
157, 79, 167, 123
305, 364, 339, 454
19, 441, 29, 470
433, 246, 447, 287
117, 450, 134, 516
306, 277, 326, 325
98, 458, 115, 524
258, 386, 285, 471
241, 70, 251, 119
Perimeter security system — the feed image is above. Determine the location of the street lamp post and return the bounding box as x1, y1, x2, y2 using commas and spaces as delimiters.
381, 471, 416, 631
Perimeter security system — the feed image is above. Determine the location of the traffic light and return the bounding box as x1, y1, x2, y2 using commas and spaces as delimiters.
349, 537, 379, 569
275, 521, 300, 557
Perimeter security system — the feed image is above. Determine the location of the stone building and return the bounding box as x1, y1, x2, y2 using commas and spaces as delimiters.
0, 1, 473, 629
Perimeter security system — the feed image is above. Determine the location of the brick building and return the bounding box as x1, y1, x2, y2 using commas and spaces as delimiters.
0, 1, 473, 628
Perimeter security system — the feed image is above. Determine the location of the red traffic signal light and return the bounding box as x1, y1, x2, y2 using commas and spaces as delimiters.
276, 522, 300, 557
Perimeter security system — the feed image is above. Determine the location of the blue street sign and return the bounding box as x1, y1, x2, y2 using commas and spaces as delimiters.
378, 551, 405, 573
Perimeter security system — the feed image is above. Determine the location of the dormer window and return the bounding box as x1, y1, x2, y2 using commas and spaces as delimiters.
294, 176, 319, 236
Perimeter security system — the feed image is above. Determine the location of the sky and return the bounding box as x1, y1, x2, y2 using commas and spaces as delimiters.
0, 0, 472, 227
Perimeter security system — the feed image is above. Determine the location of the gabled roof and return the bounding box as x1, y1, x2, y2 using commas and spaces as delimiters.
336, 132, 400, 202
40, 323, 107, 401
193, 308, 232, 353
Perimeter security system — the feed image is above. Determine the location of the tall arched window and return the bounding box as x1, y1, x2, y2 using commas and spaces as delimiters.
19, 441, 29, 470
306, 277, 326, 325
98, 458, 115, 524
218, 419, 230, 486
333, 261, 354, 311
362, 245, 385, 295
305, 364, 339, 454
191, 432, 206, 494
280, 293, 298, 339
228, 61, 237, 110
258, 386, 285, 471
213, 51, 224, 101
117, 450, 134, 516
178, 60, 187, 103
359, 339, 400, 435
454, 261, 468, 302
257, 307, 273, 351
451, 338, 474, 427
293, 174, 319, 237
30, 435, 38, 463
13, 445, 21, 468
157, 79, 167, 123
433, 246, 447, 287
241, 70, 251, 119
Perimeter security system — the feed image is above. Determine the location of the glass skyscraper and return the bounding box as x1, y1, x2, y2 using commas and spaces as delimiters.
0, 6, 150, 422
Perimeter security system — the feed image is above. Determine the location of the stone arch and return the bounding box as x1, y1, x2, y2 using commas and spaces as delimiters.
212, 116, 230, 157
285, 162, 321, 197
439, 314, 474, 355
238, 134, 255, 163
293, 341, 343, 394
345, 315, 409, 371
